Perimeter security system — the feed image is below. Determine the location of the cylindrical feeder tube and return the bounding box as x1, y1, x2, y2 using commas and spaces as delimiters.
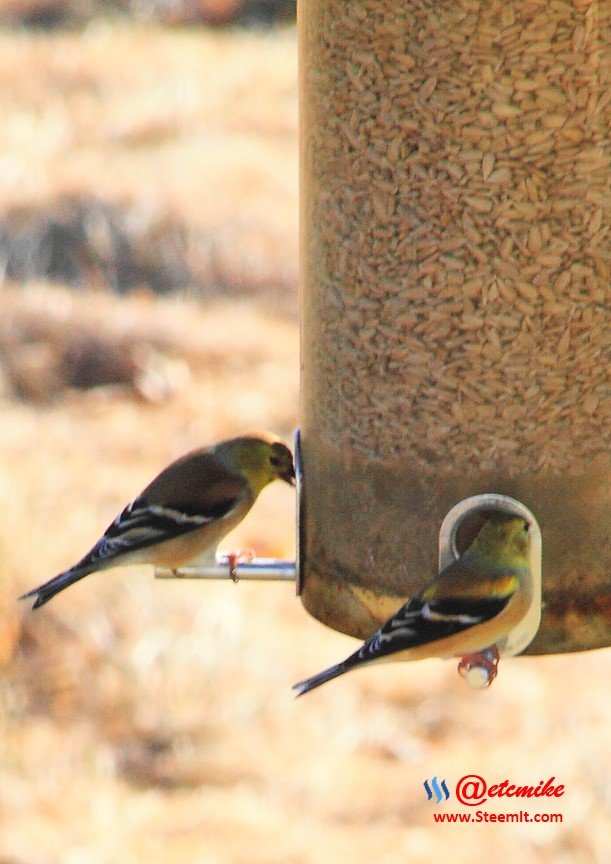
299, 0, 610, 654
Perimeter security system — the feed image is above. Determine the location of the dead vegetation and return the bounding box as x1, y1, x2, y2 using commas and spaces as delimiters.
0, 23, 299, 311
0, 283, 192, 402
0, 194, 298, 309
0, 0, 296, 28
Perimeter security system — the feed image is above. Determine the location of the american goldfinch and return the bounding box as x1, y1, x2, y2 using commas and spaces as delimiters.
21, 433, 295, 609
293, 515, 532, 696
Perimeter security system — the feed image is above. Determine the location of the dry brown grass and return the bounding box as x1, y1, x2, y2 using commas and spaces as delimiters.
0, 22, 609, 864
0, 0, 296, 28
0, 23, 298, 310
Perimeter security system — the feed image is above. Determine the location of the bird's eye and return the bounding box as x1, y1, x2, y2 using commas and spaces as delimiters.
270, 455, 282, 467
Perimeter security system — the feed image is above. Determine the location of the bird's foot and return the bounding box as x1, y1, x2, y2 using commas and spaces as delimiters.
457, 646, 500, 689
223, 549, 255, 583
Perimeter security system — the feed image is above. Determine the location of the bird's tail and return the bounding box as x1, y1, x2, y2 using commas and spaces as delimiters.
292, 659, 353, 697
19, 565, 94, 610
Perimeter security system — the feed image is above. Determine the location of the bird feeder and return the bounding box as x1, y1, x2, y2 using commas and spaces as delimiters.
158, 0, 609, 661
297, 0, 609, 655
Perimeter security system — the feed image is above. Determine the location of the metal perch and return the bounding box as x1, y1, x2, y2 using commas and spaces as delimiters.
155, 558, 296, 583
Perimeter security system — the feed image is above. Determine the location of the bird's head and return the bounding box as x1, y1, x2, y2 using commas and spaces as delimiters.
468, 514, 530, 567
217, 434, 295, 494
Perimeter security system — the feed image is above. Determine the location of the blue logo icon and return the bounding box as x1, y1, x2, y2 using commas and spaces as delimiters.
423, 777, 450, 803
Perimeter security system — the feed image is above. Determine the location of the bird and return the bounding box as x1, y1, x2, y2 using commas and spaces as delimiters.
20, 433, 295, 609
293, 514, 532, 696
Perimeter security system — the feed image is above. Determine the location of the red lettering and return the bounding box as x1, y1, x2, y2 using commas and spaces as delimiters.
453, 776, 565, 804
538, 777, 557, 797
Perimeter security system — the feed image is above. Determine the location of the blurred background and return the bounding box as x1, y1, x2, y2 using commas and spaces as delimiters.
0, 3, 608, 863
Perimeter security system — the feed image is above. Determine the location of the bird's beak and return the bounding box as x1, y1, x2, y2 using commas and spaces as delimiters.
282, 464, 296, 487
